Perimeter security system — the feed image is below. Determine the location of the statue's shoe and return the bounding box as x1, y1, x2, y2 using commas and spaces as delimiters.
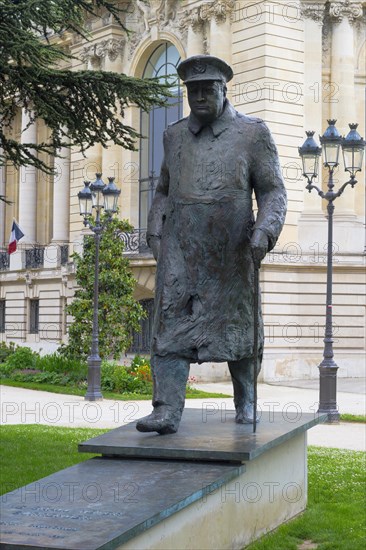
235, 404, 260, 424
136, 410, 180, 435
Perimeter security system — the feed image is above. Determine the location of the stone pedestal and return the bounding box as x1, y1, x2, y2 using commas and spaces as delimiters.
0, 410, 326, 549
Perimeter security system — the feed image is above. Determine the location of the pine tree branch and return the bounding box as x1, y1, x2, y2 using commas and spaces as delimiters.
1, 0, 168, 178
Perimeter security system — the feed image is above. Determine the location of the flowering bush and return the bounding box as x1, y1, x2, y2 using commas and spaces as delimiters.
100, 358, 152, 394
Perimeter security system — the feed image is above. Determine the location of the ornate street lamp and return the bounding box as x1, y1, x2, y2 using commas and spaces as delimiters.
299, 120, 365, 422
77, 173, 121, 401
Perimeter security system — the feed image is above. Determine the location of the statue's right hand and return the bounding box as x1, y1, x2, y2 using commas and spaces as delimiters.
148, 236, 161, 261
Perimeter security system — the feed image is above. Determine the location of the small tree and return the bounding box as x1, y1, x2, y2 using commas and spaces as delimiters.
62, 215, 145, 360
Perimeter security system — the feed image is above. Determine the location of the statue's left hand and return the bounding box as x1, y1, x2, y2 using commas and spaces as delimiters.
250, 229, 268, 269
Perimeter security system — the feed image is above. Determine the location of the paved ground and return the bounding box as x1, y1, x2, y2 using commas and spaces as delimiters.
0, 379, 365, 451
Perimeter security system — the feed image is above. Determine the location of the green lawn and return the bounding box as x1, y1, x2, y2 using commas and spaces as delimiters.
0, 425, 364, 549
247, 446, 366, 550
0, 425, 108, 494
339, 413, 366, 424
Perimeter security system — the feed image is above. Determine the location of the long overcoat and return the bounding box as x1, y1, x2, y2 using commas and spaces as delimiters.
147, 101, 287, 364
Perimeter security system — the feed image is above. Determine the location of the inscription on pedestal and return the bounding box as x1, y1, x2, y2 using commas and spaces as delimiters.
0, 457, 242, 549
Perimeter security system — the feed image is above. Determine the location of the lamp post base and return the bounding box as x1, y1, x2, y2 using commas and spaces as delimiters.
317, 364, 340, 423
84, 391, 103, 402
85, 354, 103, 402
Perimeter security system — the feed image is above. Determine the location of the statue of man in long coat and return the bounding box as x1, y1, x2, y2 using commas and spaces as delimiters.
136, 55, 287, 435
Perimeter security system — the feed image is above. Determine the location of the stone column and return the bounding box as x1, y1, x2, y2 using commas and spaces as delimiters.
204, 0, 234, 66
201, 1, 235, 100
329, 1, 362, 130
0, 149, 5, 247
18, 109, 37, 243
78, 48, 103, 181
98, 39, 125, 190
52, 142, 70, 243
185, 9, 205, 57
179, 7, 206, 115
298, 1, 327, 252
328, 1, 363, 251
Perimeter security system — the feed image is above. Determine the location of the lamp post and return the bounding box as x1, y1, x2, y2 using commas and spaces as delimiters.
299, 120, 365, 422
78, 173, 121, 401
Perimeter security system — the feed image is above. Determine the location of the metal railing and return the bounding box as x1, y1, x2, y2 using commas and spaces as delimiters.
25, 247, 45, 269
0, 251, 10, 271
129, 298, 154, 354
120, 229, 151, 255
60, 244, 69, 266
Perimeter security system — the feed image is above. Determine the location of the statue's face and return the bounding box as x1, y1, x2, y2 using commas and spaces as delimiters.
186, 80, 226, 124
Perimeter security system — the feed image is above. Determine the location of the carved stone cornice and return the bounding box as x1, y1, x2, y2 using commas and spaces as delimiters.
80, 38, 125, 65
329, 1, 363, 23
180, 0, 235, 33
179, 7, 203, 32
95, 38, 125, 61
200, 0, 236, 23
300, 1, 326, 23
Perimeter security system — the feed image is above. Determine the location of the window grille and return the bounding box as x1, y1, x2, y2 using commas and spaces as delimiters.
60, 245, 69, 266
0, 300, 5, 333
29, 299, 39, 334
0, 251, 10, 271
25, 248, 44, 269
130, 299, 154, 354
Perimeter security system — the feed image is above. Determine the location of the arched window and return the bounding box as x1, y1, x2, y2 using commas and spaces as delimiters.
139, 42, 183, 230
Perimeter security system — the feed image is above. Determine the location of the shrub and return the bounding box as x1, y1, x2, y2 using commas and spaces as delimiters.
0, 348, 87, 386
100, 360, 153, 394
130, 355, 151, 370
1, 349, 153, 395
37, 353, 87, 382
62, 216, 145, 361
0, 341, 16, 363
4, 346, 40, 372
101, 361, 116, 391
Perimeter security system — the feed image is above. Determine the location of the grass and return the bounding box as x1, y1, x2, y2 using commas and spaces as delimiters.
0, 425, 364, 549
246, 446, 366, 550
339, 413, 366, 424
0, 378, 230, 399
0, 425, 108, 495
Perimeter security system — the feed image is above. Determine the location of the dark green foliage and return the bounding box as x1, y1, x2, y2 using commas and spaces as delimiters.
0, 0, 171, 174
36, 352, 87, 382
101, 358, 152, 394
0, 342, 151, 393
61, 214, 145, 361
0, 341, 16, 363
101, 361, 152, 394
2, 345, 40, 372
0, 345, 87, 384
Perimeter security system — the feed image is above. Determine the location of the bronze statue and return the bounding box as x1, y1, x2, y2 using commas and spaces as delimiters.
136, 55, 287, 435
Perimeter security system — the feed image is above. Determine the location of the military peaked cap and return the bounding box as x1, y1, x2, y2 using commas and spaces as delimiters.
177, 55, 234, 84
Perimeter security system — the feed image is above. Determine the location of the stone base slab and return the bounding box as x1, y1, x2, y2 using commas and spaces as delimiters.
119, 432, 308, 550
0, 411, 326, 549
0, 458, 241, 550
79, 409, 326, 462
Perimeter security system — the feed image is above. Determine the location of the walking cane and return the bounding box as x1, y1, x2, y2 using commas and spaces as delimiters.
253, 262, 260, 434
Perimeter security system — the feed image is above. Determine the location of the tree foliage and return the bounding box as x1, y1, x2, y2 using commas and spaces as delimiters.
61, 214, 145, 360
0, 0, 170, 173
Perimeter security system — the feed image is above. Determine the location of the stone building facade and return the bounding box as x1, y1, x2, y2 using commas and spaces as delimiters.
0, 0, 365, 381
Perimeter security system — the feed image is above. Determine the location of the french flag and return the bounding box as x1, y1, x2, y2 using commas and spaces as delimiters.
8, 220, 24, 254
